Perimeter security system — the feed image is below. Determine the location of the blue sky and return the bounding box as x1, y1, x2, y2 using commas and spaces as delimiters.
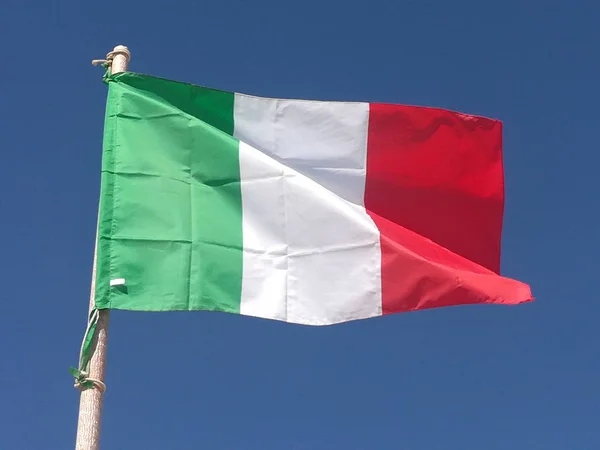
1, 0, 599, 448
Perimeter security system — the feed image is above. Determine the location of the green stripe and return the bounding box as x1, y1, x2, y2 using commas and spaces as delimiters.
95, 73, 243, 313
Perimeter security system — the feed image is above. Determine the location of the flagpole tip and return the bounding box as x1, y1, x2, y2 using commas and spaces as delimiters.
109, 45, 131, 74
112, 45, 131, 61
92, 45, 131, 73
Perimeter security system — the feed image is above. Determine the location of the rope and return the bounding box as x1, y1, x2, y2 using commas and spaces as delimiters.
74, 370, 107, 394
70, 308, 107, 393
91, 50, 119, 69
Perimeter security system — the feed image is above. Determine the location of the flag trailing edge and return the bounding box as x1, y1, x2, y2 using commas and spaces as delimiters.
93, 71, 532, 326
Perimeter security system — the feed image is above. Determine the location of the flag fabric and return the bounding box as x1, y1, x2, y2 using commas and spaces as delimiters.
93, 72, 532, 326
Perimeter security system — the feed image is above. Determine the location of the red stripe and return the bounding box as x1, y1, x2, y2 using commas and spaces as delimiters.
365, 103, 532, 315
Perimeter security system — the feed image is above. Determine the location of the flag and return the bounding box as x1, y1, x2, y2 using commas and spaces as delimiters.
93, 72, 532, 326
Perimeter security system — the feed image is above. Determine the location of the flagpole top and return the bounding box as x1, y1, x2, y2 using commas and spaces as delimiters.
112, 45, 131, 60
92, 45, 131, 74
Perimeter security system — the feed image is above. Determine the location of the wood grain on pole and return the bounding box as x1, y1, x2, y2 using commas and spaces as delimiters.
75, 45, 130, 450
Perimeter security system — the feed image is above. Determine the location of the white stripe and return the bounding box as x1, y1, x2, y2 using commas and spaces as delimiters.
234, 95, 382, 325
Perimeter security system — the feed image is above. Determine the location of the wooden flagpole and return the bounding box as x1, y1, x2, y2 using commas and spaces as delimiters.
75, 45, 131, 450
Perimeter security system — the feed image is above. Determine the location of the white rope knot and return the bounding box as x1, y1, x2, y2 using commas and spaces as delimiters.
91, 51, 117, 68
74, 370, 107, 394
92, 46, 130, 69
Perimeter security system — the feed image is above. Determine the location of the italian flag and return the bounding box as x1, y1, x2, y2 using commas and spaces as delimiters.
94, 72, 532, 325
